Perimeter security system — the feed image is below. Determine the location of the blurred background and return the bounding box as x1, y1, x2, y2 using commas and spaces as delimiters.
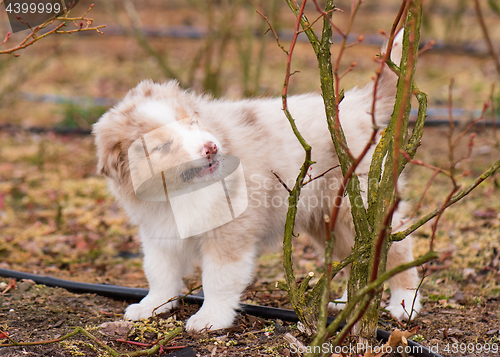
0, 0, 498, 300
0, 0, 500, 129
1, 2, 499, 351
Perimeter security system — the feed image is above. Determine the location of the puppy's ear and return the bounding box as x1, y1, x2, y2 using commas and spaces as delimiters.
96, 140, 127, 183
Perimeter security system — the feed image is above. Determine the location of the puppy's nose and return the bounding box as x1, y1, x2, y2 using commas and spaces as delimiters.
201, 141, 217, 156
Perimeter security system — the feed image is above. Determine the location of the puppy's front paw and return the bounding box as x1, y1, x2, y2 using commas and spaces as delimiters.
124, 300, 175, 321
185, 307, 236, 332
124, 303, 155, 321
386, 289, 421, 321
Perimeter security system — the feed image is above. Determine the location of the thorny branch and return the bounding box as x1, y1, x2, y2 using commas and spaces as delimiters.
361, 11, 424, 343
343, 2, 419, 348
394, 95, 496, 247
271, 170, 292, 193
151, 285, 202, 316
274, 0, 428, 348
299, 8, 341, 35
370, 197, 400, 284
282, 0, 422, 350
0, 4, 105, 55
404, 265, 428, 323
262, 1, 497, 351
277, 0, 319, 329
327, 251, 438, 348
473, 0, 500, 77
256, 10, 287, 54
303, 165, 340, 186
311, 0, 344, 37
392, 158, 500, 242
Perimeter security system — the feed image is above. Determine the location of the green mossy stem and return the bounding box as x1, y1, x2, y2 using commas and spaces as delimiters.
304, 250, 437, 357
280, 0, 320, 332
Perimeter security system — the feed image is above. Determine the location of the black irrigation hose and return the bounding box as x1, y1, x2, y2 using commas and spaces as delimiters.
0, 119, 498, 138
64, 24, 499, 57
0, 268, 442, 357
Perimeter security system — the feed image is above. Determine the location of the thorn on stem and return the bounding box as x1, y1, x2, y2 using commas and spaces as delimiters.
468, 133, 476, 151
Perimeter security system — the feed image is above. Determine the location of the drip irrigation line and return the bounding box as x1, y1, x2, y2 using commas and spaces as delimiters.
0, 117, 497, 137
0, 267, 442, 357
15, 91, 500, 124
0, 124, 93, 135
1, 92, 495, 133
20, 92, 118, 107
70, 24, 495, 57
12, 92, 498, 122
2, 92, 499, 136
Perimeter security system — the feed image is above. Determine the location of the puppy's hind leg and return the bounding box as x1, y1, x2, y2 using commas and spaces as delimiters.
186, 231, 257, 332
322, 220, 355, 313
125, 238, 194, 321
328, 282, 349, 312
385, 237, 421, 321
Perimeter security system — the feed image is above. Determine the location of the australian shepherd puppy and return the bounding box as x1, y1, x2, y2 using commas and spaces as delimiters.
93, 31, 420, 332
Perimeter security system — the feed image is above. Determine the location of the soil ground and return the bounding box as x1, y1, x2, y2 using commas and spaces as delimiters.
0, 129, 498, 357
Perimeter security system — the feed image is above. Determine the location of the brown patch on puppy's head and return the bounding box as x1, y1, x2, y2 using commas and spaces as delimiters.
240, 108, 258, 127
93, 109, 160, 188
93, 81, 215, 204
98, 140, 124, 178
93, 80, 199, 194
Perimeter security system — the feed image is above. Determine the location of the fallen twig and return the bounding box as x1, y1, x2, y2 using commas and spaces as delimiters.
0, 326, 183, 357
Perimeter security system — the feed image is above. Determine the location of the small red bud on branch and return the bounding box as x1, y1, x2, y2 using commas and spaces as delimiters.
0, 32, 11, 46
468, 133, 476, 152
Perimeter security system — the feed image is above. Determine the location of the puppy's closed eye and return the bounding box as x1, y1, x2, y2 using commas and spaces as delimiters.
153, 140, 173, 153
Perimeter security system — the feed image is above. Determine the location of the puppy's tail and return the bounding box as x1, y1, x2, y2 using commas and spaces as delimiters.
383, 29, 404, 67
378, 28, 404, 92
372, 29, 405, 124
339, 29, 407, 131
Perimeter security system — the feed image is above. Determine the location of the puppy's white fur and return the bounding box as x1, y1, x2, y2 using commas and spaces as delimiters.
93, 31, 420, 331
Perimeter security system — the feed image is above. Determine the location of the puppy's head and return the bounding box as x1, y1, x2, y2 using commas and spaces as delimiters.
93, 80, 222, 201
